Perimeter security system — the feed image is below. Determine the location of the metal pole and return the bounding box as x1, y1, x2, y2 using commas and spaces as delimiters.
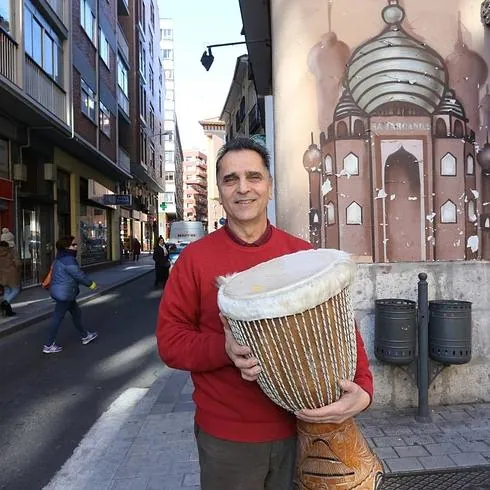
416, 272, 431, 422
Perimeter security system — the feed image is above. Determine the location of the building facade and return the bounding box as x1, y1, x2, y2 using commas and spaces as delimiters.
182, 150, 207, 225
0, 0, 165, 285
158, 17, 183, 239
239, 0, 490, 407
199, 118, 225, 233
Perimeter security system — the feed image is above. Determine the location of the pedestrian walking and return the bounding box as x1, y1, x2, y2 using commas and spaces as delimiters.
156, 138, 373, 490
0, 240, 21, 317
43, 235, 98, 354
153, 236, 171, 288
132, 237, 141, 261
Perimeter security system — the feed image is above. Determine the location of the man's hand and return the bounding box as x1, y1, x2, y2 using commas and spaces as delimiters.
220, 314, 261, 382
295, 380, 370, 424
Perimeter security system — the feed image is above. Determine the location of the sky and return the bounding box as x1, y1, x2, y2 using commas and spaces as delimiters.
157, 0, 246, 151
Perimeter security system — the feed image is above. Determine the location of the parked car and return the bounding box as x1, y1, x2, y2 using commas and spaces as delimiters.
167, 241, 189, 265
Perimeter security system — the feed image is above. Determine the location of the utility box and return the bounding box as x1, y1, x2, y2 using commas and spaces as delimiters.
429, 300, 472, 365
375, 299, 417, 365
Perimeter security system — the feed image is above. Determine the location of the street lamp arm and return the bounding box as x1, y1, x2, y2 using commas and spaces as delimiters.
205, 39, 269, 50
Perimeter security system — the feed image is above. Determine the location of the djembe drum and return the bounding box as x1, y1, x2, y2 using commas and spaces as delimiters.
218, 249, 383, 489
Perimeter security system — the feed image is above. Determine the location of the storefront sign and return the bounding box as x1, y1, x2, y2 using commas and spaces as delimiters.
0, 178, 13, 200
102, 194, 133, 206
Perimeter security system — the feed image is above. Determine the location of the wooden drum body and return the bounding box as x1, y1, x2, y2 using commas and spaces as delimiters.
218, 249, 383, 489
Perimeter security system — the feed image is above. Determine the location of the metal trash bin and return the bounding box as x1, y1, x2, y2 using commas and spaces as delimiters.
429, 300, 472, 365
375, 299, 416, 364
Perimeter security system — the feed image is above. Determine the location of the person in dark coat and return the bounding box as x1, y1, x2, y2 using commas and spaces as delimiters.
153, 237, 171, 288
43, 236, 98, 354
132, 237, 141, 261
0, 240, 21, 316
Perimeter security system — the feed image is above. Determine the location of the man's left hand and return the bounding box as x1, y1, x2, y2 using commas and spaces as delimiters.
295, 380, 370, 424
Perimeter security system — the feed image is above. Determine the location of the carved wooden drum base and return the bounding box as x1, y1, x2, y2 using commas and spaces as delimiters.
295, 418, 384, 489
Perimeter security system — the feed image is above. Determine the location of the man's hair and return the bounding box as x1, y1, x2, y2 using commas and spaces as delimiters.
0, 241, 9, 248
56, 235, 75, 250
216, 137, 270, 178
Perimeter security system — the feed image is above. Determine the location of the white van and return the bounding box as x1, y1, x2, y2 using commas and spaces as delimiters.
169, 221, 206, 244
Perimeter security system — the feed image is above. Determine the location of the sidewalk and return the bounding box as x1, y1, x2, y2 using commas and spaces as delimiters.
0, 253, 155, 338
45, 368, 490, 490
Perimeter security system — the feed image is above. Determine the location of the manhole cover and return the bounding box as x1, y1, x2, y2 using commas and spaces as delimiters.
381, 465, 490, 489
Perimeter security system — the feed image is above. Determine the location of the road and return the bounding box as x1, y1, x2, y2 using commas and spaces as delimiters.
0, 274, 166, 490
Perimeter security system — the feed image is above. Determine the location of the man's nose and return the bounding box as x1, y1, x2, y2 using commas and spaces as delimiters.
237, 177, 250, 193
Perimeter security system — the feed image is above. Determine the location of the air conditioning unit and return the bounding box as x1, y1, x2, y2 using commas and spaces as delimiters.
44, 163, 57, 181
13, 163, 27, 182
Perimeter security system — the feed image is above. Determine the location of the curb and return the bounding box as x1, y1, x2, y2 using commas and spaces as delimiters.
0, 268, 154, 340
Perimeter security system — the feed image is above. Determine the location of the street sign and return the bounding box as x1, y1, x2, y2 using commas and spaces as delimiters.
102, 194, 133, 206
160, 202, 167, 210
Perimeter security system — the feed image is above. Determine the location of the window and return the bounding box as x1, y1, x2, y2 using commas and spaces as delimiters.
164, 69, 173, 80
99, 102, 110, 137
164, 192, 174, 203
139, 41, 146, 77
441, 153, 456, 176
324, 155, 333, 175
81, 78, 96, 121
165, 89, 174, 100
117, 58, 128, 95
468, 201, 477, 223
467, 154, 475, 175
159, 90, 162, 112
150, 144, 155, 168
165, 172, 175, 182
99, 30, 110, 67
24, 3, 63, 84
326, 202, 335, 225
138, 0, 145, 30
162, 49, 173, 59
159, 155, 163, 178
150, 1, 155, 27
161, 28, 172, 39
149, 38, 154, 59
139, 83, 147, 120
149, 66, 154, 94
80, 0, 95, 43
346, 202, 362, 225
149, 105, 155, 132
441, 200, 457, 224
343, 153, 359, 175
164, 151, 173, 163
164, 110, 173, 121
0, 1, 12, 33
139, 130, 147, 164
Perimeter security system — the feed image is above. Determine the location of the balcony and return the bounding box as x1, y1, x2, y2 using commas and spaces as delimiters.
117, 87, 129, 117
118, 147, 130, 173
117, 25, 129, 64
24, 56, 66, 122
45, 0, 65, 23
0, 29, 17, 85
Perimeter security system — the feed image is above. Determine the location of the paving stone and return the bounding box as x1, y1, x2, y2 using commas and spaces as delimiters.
454, 441, 490, 452
393, 445, 430, 458
424, 442, 460, 455
361, 427, 385, 438
382, 426, 414, 436
402, 434, 436, 446
384, 457, 424, 473
373, 446, 397, 459
109, 477, 149, 490
418, 455, 455, 470
372, 436, 405, 448
449, 452, 489, 466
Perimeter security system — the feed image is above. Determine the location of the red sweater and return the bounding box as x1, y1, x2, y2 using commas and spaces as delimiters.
156, 226, 373, 443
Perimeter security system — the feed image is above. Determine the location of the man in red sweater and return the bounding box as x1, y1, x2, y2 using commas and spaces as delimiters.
156, 138, 373, 490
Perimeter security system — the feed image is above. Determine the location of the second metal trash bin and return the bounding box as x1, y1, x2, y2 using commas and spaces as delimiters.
429, 300, 472, 365
375, 299, 417, 364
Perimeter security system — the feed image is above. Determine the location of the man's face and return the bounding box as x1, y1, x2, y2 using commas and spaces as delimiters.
217, 149, 272, 228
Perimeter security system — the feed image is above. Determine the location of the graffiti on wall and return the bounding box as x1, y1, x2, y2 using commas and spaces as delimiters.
303, 0, 490, 263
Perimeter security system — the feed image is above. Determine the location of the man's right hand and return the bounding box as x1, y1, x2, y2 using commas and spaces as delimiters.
220, 314, 262, 382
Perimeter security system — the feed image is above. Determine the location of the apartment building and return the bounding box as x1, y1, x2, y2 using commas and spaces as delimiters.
183, 150, 207, 226
158, 18, 183, 238
199, 118, 225, 232
0, 0, 165, 285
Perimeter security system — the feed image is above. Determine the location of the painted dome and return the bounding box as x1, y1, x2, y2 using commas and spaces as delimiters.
436, 90, 466, 119
345, 1, 447, 116
334, 90, 364, 120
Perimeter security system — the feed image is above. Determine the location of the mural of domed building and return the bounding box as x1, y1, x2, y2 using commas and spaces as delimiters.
304, 0, 490, 263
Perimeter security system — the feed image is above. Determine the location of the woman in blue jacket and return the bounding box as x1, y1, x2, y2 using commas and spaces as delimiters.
43, 236, 98, 354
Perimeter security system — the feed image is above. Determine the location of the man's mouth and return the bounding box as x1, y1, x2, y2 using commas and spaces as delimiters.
235, 199, 255, 205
